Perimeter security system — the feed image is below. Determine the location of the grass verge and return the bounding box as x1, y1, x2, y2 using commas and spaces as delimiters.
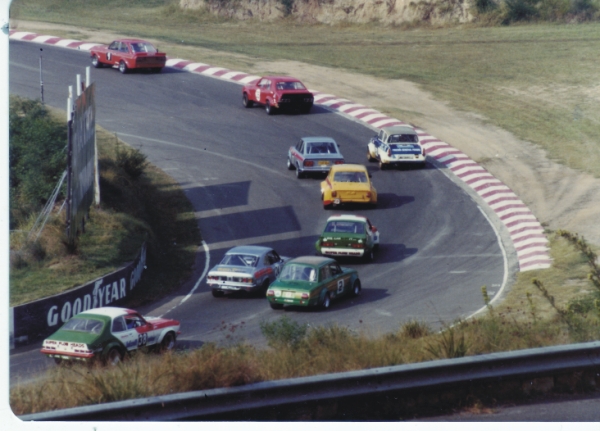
10, 231, 600, 415
9, 106, 201, 306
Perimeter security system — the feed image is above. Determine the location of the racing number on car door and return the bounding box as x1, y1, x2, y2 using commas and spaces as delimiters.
255, 89, 261, 101
138, 332, 148, 347
337, 279, 344, 294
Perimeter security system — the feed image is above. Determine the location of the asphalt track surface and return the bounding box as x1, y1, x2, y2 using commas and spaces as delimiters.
9, 40, 508, 385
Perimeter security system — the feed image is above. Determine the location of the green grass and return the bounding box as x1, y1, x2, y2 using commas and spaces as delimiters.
9, 116, 201, 306
10, 2, 600, 178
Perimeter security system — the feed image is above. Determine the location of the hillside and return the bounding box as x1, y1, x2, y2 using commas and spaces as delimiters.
179, 0, 472, 24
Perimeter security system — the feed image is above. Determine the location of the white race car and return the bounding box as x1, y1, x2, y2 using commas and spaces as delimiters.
367, 125, 426, 169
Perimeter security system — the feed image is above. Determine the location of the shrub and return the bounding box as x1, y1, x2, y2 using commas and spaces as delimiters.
503, 0, 540, 23
9, 97, 67, 228
259, 316, 308, 350
115, 139, 148, 179
473, 0, 499, 13
400, 319, 431, 339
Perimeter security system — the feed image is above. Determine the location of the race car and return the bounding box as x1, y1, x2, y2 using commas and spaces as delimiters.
242, 76, 314, 115
40, 307, 180, 365
207, 245, 290, 297
287, 137, 344, 178
367, 125, 426, 169
267, 256, 361, 310
90, 39, 167, 74
321, 164, 377, 209
315, 214, 380, 262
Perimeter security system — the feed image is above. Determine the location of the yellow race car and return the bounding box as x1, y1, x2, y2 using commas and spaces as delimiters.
320, 164, 377, 209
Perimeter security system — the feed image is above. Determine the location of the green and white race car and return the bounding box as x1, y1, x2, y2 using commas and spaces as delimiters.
266, 256, 361, 310
40, 306, 180, 365
315, 214, 380, 261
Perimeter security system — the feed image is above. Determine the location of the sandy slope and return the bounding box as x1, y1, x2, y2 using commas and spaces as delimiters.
12, 20, 600, 247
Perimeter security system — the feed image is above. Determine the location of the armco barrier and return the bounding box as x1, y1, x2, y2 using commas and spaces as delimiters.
10, 243, 146, 349
19, 341, 600, 421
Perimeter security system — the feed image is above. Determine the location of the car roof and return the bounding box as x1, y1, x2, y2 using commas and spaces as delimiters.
330, 163, 368, 173
327, 214, 368, 222
225, 245, 271, 255
114, 38, 151, 44
78, 307, 136, 319
260, 76, 302, 82
301, 137, 336, 144
287, 256, 335, 266
380, 125, 417, 135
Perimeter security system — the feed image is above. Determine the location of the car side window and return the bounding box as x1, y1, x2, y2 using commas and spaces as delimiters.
319, 265, 332, 282
112, 316, 126, 333
125, 315, 145, 329
378, 130, 385, 140
120, 43, 129, 53
108, 42, 119, 51
329, 263, 342, 276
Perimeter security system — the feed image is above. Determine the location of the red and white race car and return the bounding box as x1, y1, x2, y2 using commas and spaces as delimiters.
90, 39, 166, 74
242, 76, 314, 115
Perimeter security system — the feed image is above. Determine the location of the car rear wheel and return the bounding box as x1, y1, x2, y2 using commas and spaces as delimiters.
379, 160, 386, 170
367, 151, 376, 162
243, 93, 254, 108
265, 100, 274, 115
106, 348, 123, 366
287, 158, 295, 170
321, 292, 331, 310
364, 249, 375, 262
270, 302, 284, 310
91, 55, 102, 68
160, 332, 176, 352
350, 279, 362, 297
295, 164, 304, 179
212, 289, 225, 298
118, 61, 128, 74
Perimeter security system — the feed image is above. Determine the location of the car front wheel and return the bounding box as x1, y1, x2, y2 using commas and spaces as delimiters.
265, 100, 274, 115
321, 292, 331, 310
106, 348, 123, 366
91, 55, 102, 68
350, 279, 362, 297
243, 93, 254, 108
118, 61, 128, 74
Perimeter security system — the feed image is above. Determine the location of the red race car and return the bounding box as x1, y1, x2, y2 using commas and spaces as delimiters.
242, 76, 314, 115
90, 39, 167, 74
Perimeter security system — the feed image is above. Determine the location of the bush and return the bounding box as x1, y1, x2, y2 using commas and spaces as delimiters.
10, 97, 67, 228
503, 0, 540, 23
115, 139, 148, 179
260, 316, 308, 350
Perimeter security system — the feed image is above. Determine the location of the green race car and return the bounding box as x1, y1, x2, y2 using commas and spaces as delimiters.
315, 214, 380, 261
266, 256, 361, 310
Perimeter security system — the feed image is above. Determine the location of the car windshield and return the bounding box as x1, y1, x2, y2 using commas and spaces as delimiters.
307, 142, 337, 154
333, 171, 368, 183
276, 81, 306, 90
279, 264, 316, 282
130, 42, 158, 53
389, 134, 418, 143
62, 318, 104, 334
220, 254, 259, 267
325, 221, 365, 234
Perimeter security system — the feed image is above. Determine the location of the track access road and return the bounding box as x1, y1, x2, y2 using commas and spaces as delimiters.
9, 40, 509, 382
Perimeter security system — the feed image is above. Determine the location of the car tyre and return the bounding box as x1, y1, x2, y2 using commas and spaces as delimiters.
287, 158, 295, 170
243, 93, 254, 108
151, 67, 162, 73
321, 292, 331, 310
379, 159, 386, 170
367, 151, 376, 162
106, 348, 123, 366
212, 289, 225, 298
265, 100, 275, 115
350, 279, 362, 297
322, 195, 333, 210
118, 61, 128, 74
296, 164, 304, 179
160, 332, 176, 352
270, 302, 284, 310
258, 280, 270, 297
364, 249, 375, 262
91, 55, 102, 68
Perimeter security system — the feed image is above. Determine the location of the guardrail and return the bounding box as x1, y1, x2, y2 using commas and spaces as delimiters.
19, 340, 600, 421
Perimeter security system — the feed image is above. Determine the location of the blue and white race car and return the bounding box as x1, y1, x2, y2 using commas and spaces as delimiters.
207, 246, 290, 297
367, 126, 426, 169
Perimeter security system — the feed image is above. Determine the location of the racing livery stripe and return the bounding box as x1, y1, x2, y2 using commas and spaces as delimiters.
8, 30, 552, 272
